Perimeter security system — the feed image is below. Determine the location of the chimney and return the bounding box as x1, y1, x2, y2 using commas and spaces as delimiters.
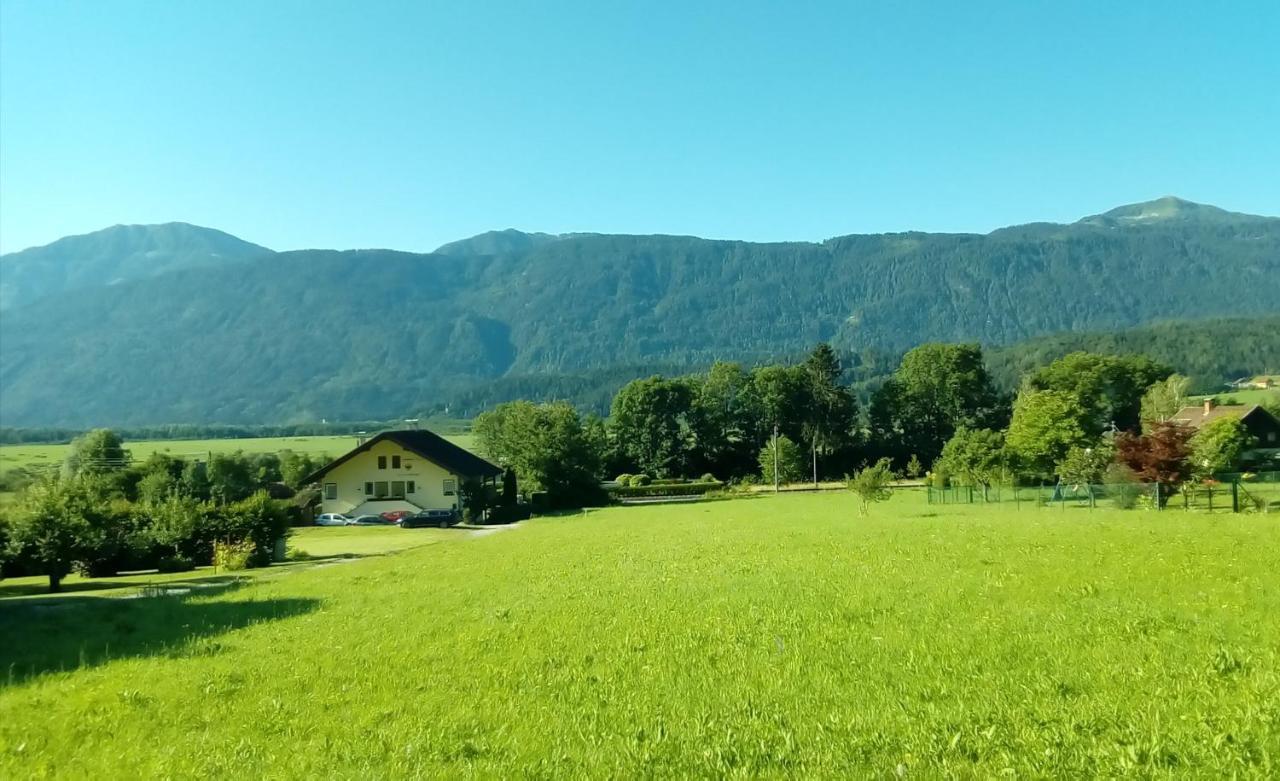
1203, 398, 1214, 416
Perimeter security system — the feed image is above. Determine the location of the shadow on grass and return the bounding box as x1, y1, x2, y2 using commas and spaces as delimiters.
0, 587, 320, 688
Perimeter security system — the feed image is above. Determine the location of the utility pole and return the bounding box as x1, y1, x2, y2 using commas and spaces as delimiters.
812, 430, 819, 489
773, 424, 779, 493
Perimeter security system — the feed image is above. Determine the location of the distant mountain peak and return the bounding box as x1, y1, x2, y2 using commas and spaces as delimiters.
434, 229, 565, 257
1078, 196, 1272, 226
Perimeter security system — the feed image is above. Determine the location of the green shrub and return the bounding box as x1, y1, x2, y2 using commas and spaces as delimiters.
487, 505, 534, 525
214, 540, 255, 571
609, 481, 722, 499
615, 473, 633, 487
631, 474, 652, 486
156, 555, 194, 573
700, 473, 716, 483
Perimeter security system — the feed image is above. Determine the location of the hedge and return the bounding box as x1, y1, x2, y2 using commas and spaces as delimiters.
608, 481, 723, 498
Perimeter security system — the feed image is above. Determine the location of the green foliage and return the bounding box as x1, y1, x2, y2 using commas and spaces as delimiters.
1188, 418, 1253, 478
206, 452, 257, 504
758, 435, 805, 485
474, 401, 605, 508
608, 481, 723, 499
610, 376, 697, 478
1056, 441, 1116, 486
847, 458, 895, 514
213, 539, 255, 571
1025, 352, 1171, 435
280, 451, 323, 488
936, 428, 1008, 487
1140, 374, 1192, 426
869, 343, 1005, 468
1005, 390, 1090, 478
905, 454, 923, 479
6, 477, 94, 592
63, 428, 128, 477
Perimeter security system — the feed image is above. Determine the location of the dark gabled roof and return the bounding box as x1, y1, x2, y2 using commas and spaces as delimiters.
301, 429, 502, 484
1170, 404, 1278, 430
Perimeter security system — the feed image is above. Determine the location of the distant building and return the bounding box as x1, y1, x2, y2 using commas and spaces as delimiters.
1171, 400, 1280, 447
302, 429, 502, 517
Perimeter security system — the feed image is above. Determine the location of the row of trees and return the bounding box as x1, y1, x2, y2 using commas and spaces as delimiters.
1, 431, 319, 592
474, 342, 1274, 508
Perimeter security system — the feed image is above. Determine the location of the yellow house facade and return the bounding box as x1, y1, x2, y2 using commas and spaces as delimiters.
303, 429, 503, 517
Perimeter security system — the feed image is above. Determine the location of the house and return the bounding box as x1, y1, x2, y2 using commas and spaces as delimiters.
302, 429, 503, 517
1171, 400, 1280, 447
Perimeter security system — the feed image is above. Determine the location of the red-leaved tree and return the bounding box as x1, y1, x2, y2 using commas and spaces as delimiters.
1114, 421, 1193, 507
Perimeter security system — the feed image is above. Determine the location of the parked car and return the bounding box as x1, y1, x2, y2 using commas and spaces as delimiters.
315, 513, 351, 527
401, 509, 458, 528
352, 514, 396, 526
380, 510, 413, 523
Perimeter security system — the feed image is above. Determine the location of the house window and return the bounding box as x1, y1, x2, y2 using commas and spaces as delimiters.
392, 455, 401, 469
443, 478, 457, 496
407, 481, 416, 494
377, 456, 387, 469
323, 483, 337, 501
375, 481, 389, 498
391, 481, 405, 498
364, 482, 373, 495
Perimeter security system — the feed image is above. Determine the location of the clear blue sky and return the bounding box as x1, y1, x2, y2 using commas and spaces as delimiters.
2, 1, 1277, 253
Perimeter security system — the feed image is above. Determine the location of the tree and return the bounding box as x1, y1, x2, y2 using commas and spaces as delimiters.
905, 454, 924, 479
936, 428, 1008, 486
1114, 422, 1193, 506
690, 361, 766, 479
1188, 418, 1252, 478
750, 364, 811, 445
1056, 441, 1115, 485
206, 452, 256, 504
280, 451, 322, 489
1027, 352, 1172, 435
1140, 374, 1192, 426
474, 401, 604, 508
180, 460, 211, 501
1005, 389, 1090, 478
610, 376, 696, 478
801, 343, 859, 482
868, 344, 1005, 468
63, 428, 128, 477
758, 435, 805, 486
7, 477, 92, 592
848, 458, 894, 515
136, 470, 179, 504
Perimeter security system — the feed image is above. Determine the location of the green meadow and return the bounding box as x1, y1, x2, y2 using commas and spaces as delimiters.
2, 493, 1278, 777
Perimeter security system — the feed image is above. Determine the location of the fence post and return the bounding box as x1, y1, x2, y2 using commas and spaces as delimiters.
1232, 481, 1239, 513
1208, 486, 1214, 513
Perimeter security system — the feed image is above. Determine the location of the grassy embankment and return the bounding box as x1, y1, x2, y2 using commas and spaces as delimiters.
2, 491, 1277, 777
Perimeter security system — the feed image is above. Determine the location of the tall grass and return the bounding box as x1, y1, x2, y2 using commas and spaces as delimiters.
1, 493, 1277, 777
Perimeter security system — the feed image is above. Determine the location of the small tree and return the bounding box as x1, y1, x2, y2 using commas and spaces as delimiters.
1140, 374, 1191, 426
905, 454, 924, 480
759, 435, 805, 485
936, 428, 1007, 486
7, 478, 92, 592
848, 458, 894, 515
1188, 417, 1252, 478
1056, 441, 1115, 485
1114, 422, 1193, 507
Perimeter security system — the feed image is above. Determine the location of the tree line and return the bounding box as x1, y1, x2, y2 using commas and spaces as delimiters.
0, 431, 324, 591
475, 342, 1278, 508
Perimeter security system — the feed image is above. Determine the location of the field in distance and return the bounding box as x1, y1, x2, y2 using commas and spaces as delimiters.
0, 433, 478, 474
2, 492, 1276, 777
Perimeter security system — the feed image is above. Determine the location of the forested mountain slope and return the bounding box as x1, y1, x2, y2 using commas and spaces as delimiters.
0, 223, 273, 310
1, 198, 1276, 426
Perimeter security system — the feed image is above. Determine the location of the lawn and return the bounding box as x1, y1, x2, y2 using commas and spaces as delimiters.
2, 493, 1277, 777
1195, 388, 1280, 407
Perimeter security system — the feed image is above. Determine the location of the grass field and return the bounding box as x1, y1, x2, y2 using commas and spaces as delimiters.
1195, 388, 1280, 407
2, 493, 1278, 776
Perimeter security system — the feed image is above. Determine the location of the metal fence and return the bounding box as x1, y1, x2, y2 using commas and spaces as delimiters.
926, 473, 1280, 513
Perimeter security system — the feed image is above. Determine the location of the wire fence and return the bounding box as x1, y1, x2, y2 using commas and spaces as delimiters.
926, 473, 1280, 513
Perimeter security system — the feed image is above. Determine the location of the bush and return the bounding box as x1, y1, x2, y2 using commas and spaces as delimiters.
700, 473, 716, 483
608, 481, 722, 499
214, 540, 255, 571
615, 473, 634, 487
156, 555, 195, 573
487, 504, 534, 525
631, 474, 652, 486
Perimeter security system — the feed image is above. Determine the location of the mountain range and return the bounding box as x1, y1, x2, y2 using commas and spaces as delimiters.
1, 196, 1276, 427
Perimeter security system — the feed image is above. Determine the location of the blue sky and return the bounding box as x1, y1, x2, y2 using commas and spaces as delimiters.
2, 1, 1277, 253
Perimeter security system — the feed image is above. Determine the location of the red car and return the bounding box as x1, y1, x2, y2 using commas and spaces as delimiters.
380, 510, 413, 523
